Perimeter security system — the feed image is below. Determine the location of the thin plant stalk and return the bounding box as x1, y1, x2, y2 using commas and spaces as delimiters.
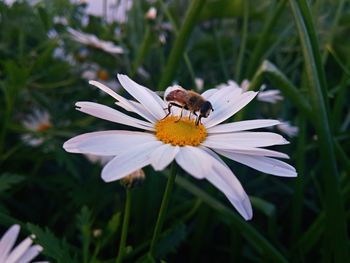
246, 0, 287, 78
148, 162, 177, 259
158, 0, 198, 88
235, 0, 248, 81
116, 189, 132, 263
158, 0, 206, 90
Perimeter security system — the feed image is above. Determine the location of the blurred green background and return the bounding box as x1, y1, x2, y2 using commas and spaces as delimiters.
0, 0, 349, 262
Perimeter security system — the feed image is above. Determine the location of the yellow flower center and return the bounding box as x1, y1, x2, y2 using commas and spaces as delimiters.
155, 116, 207, 146
37, 123, 51, 132
98, 70, 109, 81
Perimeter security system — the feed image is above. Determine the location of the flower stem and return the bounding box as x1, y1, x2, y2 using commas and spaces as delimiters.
158, 0, 206, 90
148, 162, 177, 259
116, 189, 132, 263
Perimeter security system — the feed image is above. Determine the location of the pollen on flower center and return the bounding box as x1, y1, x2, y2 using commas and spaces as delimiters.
155, 116, 207, 146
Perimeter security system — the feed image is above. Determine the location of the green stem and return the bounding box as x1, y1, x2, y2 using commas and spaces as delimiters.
148, 162, 177, 259
213, 24, 228, 80
235, 0, 248, 81
158, 0, 199, 89
289, 0, 350, 261
158, 0, 198, 88
290, 116, 306, 245
131, 26, 152, 78
246, 0, 287, 78
158, 0, 206, 90
116, 189, 132, 263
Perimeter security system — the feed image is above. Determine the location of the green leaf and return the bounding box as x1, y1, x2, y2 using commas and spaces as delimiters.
76, 206, 93, 263
0, 173, 25, 193
100, 211, 121, 248
156, 223, 187, 259
250, 196, 276, 217
27, 223, 78, 263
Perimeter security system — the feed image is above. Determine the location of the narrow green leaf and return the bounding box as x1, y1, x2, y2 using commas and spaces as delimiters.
27, 223, 77, 263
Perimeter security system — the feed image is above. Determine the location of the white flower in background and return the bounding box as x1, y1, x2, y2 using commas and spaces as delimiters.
47, 29, 58, 39
79, 0, 133, 24
67, 27, 124, 54
217, 80, 283, 104
0, 224, 47, 263
145, 7, 157, 21
53, 16, 68, 25
63, 74, 297, 220
82, 64, 117, 90
276, 121, 299, 137
137, 67, 150, 79
195, 77, 204, 91
159, 33, 166, 45
21, 110, 52, 147
110, 0, 133, 24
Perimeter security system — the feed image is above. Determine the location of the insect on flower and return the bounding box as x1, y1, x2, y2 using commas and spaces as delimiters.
164, 86, 214, 125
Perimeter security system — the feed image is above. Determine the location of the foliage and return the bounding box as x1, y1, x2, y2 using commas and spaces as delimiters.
0, 0, 349, 262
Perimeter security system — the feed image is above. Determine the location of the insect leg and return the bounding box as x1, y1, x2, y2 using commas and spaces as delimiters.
176, 107, 185, 122
161, 103, 173, 120
196, 114, 203, 126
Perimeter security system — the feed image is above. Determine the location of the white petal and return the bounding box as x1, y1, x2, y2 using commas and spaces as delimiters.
16, 245, 43, 263
257, 90, 283, 103
197, 147, 252, 220
102, 140, 163, 182
175, 146, 214, 179
89, 80, 156, 123
76, 101, 154, 130
4, 236, 33, 263
216, 150, 297, 177
63, 130, 156, 155
203, 132, 289, 149
203, 91, 258, 128
207, 119, 280, 134
201, 88, 218, 99
0, 225, 20, 262
215, 147, 289, 159
150, 144, 179, 171
116, 100, 157, 123
117, 74, 165, 119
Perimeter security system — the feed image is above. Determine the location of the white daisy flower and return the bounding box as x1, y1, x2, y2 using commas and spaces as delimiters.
63, 74, 297, 220
217, 80, 283, 104
0, 224, 47, 263
276, 121, 299, 137
195, 77, 204, 91
67, 27, 124, 54
145, 7, 157, 21
53, 16, 68, 25
81, 64, 118, 91
21, 110, 52, 147
109, 0, 133, 24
